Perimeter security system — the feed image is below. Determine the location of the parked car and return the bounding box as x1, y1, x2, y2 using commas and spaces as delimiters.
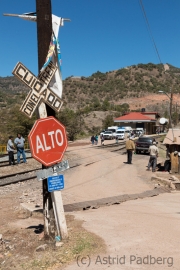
103, 131, 114, 140
115, 130, 125, 140
100, 130, 106, 136
135, 137, 156, 154
115, 127, 132, 140
108, 126, 119, 137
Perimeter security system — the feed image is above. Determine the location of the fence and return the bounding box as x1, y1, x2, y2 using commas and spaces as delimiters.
0, 142, 29, 154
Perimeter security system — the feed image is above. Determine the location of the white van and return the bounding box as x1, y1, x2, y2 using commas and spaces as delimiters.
115, 126, 132, 140
107, 126, 119, 138
115, 129, 126, 140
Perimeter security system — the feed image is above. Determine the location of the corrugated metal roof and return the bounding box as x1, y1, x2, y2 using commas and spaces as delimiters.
163, 129, 180, 145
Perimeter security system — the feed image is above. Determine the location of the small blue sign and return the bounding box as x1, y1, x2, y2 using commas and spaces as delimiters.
47, 175, 64, 192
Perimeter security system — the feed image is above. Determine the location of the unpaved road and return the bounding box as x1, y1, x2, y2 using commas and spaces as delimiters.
60, 139, 180, 270
63, 192, 180, 270
1, 138, 179, 270
62, 141, 154, 205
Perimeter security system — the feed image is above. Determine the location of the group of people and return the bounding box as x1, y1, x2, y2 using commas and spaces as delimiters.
125, 136, 159, 172
7, 133, 27, 166
90, 135, 99, 145
91, 134, 105, 145
129, 130, 143, 138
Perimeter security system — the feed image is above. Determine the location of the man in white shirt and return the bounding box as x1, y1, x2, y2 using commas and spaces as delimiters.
7, 136, 15, 165
147, 141, 159, 172
14, 133, 27, 164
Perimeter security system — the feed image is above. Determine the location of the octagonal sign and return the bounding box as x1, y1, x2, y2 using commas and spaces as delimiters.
28, 116, 68, 166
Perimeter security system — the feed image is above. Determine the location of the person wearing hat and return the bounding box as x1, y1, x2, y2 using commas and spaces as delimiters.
7, 136, 15, 166
125, 136, 135, 164
147, 141, 159, 172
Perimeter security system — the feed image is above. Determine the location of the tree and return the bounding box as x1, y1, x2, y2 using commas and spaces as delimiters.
171, 111, 178, 125
57, 108, 84, 141
0, 105, 36, 143
91, 97, 101, 110
102, 99, 110, 111
102, 115, 114, 129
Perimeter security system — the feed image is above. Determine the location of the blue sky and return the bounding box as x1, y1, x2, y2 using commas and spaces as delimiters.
1, 0, 180, 79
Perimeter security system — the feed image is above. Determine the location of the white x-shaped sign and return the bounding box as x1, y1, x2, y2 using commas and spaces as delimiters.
12, 61, 63, 118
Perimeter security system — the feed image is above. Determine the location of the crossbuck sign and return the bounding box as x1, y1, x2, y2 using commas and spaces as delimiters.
12, 61, 63, 118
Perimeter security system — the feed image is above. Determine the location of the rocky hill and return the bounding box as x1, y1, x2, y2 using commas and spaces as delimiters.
1, 62, 180, 143
63, 63, 180, 110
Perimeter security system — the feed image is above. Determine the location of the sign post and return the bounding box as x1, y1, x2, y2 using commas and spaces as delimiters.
4, 0, 69, 240
47, 173, 67, 239
28, 116, 68, 239
36, 0, 58, 239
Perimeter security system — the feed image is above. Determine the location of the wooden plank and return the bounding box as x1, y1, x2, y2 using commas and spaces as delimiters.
170, 153, 178, 173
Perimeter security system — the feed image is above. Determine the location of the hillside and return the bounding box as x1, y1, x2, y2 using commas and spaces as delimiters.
1, 62, 180, 143
62, 63, 180, 110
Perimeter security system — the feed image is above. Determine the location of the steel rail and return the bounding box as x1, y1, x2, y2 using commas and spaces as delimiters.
0, 135, 163, 187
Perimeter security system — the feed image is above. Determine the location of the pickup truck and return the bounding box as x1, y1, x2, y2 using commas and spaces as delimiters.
135, 137, 155, 154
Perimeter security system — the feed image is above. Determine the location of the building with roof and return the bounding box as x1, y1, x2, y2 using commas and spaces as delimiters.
114, 111, 161, 134
163, 129, 180, 174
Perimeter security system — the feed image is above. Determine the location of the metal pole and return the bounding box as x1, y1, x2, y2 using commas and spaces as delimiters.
36, 0, 55, 240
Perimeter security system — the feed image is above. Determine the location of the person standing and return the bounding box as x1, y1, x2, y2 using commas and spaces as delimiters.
101, 134, 105, 145
7, 136, 15, 166
14, 133, 27, 164
147, 141, 159, 172
90, 135, 95, 145
125, 137, 135, 164
95, 134, 98, 145
115, 135, 119, 144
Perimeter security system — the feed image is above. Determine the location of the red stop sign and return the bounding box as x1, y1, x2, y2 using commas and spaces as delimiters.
28, 116, 68, 166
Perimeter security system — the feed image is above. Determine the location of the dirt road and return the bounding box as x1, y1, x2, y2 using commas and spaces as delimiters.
63, 192, 180, 270
2, 138, 179, 270
62, 141, 154, 205
61, 140, 180, 270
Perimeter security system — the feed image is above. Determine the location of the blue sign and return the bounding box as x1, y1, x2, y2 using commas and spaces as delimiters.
47, 175, 64, 192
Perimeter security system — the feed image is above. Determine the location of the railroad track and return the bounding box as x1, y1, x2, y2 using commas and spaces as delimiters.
0, 134, 164, 187
0, 156, 33, 167
0, 144, 126, 187
0, 149, 31, 158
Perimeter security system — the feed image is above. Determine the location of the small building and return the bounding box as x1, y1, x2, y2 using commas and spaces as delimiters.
163, 129, 180, 174
114, 112, 160, 134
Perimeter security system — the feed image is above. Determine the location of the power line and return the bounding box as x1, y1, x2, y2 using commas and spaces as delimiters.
139, 0, 163, 64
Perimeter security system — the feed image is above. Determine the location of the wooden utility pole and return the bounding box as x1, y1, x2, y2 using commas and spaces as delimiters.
36, 0, 55, 239
170, 88, 173, 124
176, 102, 179, 126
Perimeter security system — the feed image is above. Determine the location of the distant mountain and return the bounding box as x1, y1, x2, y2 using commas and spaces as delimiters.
0, 62, 180, 143
62, 63, 180, 109
1, 62, 180, 110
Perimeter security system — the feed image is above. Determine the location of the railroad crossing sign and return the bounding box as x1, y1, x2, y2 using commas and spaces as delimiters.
28, 116, 68, 166
12, 61, 63, 118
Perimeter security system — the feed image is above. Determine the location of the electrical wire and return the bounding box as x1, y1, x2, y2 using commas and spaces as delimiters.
139, 0, 162, 64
